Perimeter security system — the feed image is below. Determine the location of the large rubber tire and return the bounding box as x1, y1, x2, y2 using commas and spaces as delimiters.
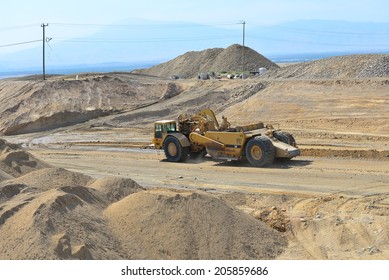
163, 136, 189, 162
245, 136, 275, 167
274, 131, 296, 147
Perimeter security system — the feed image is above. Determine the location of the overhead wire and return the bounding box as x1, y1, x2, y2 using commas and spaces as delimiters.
0, 39, 41, 48
248, 35, 389, 47
1, 21, 388, 51
0, 24, 39, 32
53, 35, 239, 43
263, 25, 389, 37
48, 21, 388, 47
49, 22, 241, 28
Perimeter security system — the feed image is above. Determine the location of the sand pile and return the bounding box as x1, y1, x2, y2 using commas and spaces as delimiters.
0, 169, 145, 259
89, 177, 145, 203
134, 44, 279, 78
0, 141, 287, 259
0, 139, 49, 179
105, 189, 286, 259
6, 167, 93, 191
266, 54, 389, 79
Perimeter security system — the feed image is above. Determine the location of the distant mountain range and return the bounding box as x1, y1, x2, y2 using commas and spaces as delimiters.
1, 19, 388, 71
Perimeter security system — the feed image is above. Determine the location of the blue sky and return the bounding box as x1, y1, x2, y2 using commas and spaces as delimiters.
2, 0, 389, 25
1, 0, 388, 55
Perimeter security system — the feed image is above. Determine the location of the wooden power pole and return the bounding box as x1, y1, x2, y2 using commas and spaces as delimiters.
41, 23, 48, 80
242, 21, 246, 72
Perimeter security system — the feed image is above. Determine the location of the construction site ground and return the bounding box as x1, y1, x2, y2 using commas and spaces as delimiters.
1, 59, 388, 259
5, 118, 389, 259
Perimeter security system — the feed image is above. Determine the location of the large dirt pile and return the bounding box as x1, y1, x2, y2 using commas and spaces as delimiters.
0, 74, 181, 135
265, 54, 389, 79
0, 139, 49, 179
0, 140, 287, 259
133, 44, 279, 78
104, 189, 286, 259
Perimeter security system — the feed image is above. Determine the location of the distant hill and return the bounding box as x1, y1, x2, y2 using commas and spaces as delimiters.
133, 44, 279, 78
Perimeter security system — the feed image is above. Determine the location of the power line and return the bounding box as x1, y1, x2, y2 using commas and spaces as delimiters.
50, 22, 241, 28
248, 35, 389, 47
260, 25, 389, 37
0, 39, 41, 48
0, 24, 38, 32
52, 35, 239, 43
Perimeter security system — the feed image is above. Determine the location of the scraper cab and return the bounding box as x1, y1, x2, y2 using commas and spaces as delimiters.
152, 109, 300, 167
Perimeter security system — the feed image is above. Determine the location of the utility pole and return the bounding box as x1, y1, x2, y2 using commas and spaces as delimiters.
241, 21, 246, 72
41, 23, 48, 80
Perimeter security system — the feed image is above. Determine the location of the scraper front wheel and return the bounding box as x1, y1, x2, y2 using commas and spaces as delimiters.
245, 136, 275, 167
163, 136, 188, 162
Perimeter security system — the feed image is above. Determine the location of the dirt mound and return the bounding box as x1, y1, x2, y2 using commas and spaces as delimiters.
301, 148, 389, 160
89, 177, 145, 203
0, 165, 286, 260
0, 165, 136, 259
134, 44, 279, 78
0, 169, 13, 182
104, 188, 287, 259
212, 44, 279, 74
0, 75, 181, 135
5, 167, 93, 192
0, 139, 49, 179
0, 187, 124, 259
265, 54, 389, 79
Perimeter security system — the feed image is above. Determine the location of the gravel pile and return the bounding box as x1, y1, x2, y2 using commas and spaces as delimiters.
133, 44, 279, 78
265, 54, 389, 79
357, 55, 389, 78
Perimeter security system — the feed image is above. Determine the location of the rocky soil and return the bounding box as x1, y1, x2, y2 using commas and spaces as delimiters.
263, 54, 389, 79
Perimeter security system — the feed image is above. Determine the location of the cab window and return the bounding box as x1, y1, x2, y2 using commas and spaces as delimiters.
155, 122, 176, 138
166, 123, 177, 132
155, 124, 163, 138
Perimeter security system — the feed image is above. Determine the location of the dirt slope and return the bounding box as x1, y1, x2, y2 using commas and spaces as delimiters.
133, 44, 279, 78
0, 74, 181, 135
221, 78, 389, 135
265, 54, 389, 79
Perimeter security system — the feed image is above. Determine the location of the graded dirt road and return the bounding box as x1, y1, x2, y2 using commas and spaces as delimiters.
30, 147, 389, 197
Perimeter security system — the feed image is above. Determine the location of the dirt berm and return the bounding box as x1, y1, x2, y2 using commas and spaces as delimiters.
0, 74, 182, 135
